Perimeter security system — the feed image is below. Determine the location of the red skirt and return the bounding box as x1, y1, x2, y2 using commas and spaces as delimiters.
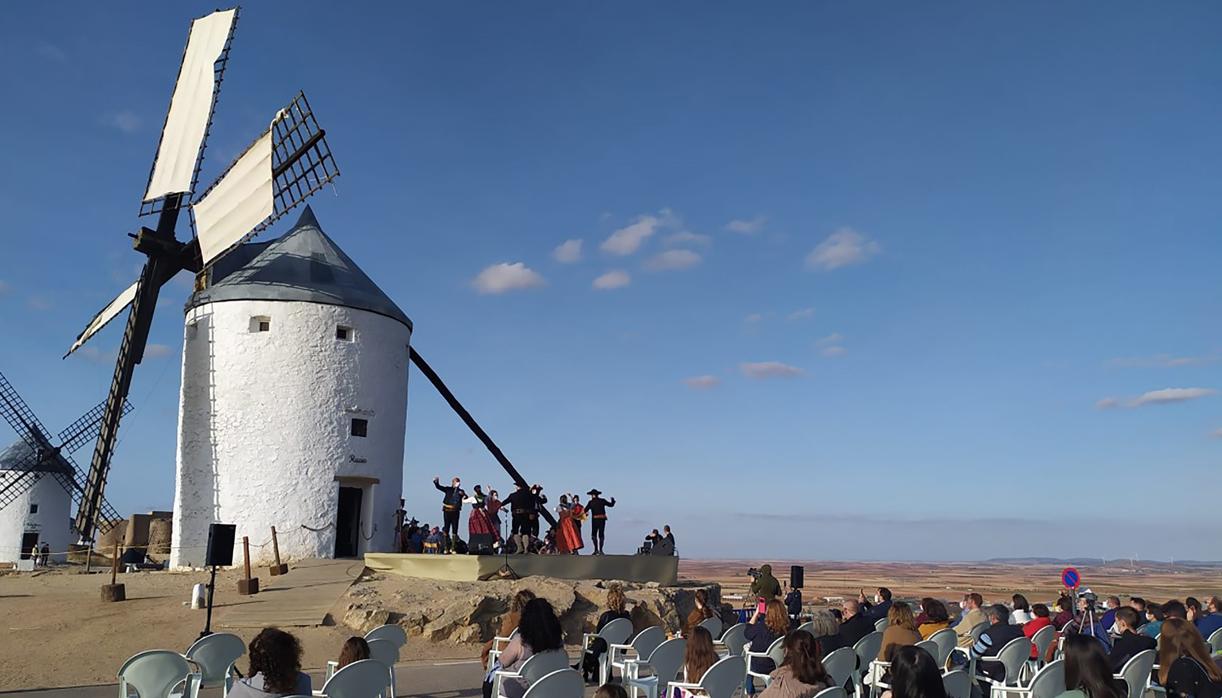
557, 515, 583, 553
469, 507, 498, 537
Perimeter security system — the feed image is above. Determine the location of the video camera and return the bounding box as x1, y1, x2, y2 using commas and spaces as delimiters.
747, 567, 760, 580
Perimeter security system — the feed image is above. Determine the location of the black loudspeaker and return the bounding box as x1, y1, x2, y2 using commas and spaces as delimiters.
205, 523, 237, 567
469, 533, 495, 554
790, 565, 804, 589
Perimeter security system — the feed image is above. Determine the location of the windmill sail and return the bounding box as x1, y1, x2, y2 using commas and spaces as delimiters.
143, 8, 238, 203
64, 280, 139, 357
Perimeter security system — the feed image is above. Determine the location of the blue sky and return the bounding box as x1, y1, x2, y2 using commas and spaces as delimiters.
1, 2, 1220, 561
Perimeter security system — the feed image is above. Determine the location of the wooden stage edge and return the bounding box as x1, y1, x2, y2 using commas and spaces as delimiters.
364, 552, 679, 586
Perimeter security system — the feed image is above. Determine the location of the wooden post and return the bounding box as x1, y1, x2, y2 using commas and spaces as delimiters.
101, 542, 126, 602
269, 526, 288, 576
237, 536, 259, 595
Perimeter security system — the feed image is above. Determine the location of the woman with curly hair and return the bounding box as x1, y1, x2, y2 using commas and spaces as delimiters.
482, 589, 536, 668
760, 630, 831, 698
229, 628, 311, 698
878, 602, 922, 660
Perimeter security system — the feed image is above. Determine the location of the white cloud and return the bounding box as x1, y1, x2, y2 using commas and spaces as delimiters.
740, 361, 804, 379
106, 110, 142, 134
787, 307, 815, 321
684, 375, 720, 390
552, 239, 583, 264
602, 214, 662, 256
664, 231, 711, 246
726, 216, 767, 235
816, 333, 844, 346
821, 345, 847, 357
26, 296, 52, 311
145, 343, 174, 359
471, 262, 546, 295
744, 313, 764, 324
1096, 387, 1217, 409
644, 249, 702, 271
1210, 427, 1222, 439
805, 228, 881, 271
592, 270, 631, 290
1107, 354, 1220, 368
78, 346, 117, 364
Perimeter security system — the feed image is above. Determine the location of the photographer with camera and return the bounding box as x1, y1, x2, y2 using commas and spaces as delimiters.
749, 564, 782, 599
1064, 591, 1112, 652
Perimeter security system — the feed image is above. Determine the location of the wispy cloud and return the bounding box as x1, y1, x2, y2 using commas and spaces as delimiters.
1096, 387, 1217, 410
816, 333, 844, 347
471, 262, 546, 295
26, 296, 53, 311
1210, 428, 1222, 439
787, 307, 815, 321
104, 110, 142, 135
683, 375, 720, 390
145, 344, 174, 359
644, 249, 701, 271
816, 332, 847, 357
592, 270, 631, 290
1106, 354, 1220, 368
805, 228, 881, 271
601, 209, 679, 256
744, 313, 764, 324
664, 231, 711, 246
78, 346, 117, 364
726, 216, 767, 235
37, 42, 68, 63
821, 346, 846, 357
551, 239, 583, 264
740, 361, 804, 379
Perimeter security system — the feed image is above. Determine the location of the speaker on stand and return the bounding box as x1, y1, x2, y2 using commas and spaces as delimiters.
200, 523, 236, 637
790, 565, 804, 589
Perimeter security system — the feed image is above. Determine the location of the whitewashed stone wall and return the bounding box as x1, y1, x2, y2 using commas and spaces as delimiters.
0, 474, 71, 563
170, 299, 410, 569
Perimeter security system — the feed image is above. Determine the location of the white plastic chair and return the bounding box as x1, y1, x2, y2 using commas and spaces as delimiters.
1029, 625, 1055, 669
822, 647, 857, 688
1209, 628, 1222, 654
874, 618, 890, 632
1113, 649, 1156, 698
942, 669, 971, 698
609, 626, 665, 684
521, 668, 583, 698
915, 639, 939, 659
493, 649, 570, 698
184, 633, 245, 697
118, 650, 200, 698
698, 616, 723, 639
366, 638, 399, 698
319, 659, 389, 698
744, 636, 786, 691
852, 631, 884, 698
929, 628, 958, 668
489, 628, 520, 670
796, 621, 817, 636
1004, 658, 1064, 698
581, 617, 633, 686
974, 637, 1033, 698
365, 624, 407, 649
813, 687, 847, 698
714, 623, 748, 657
670, 655, 745, 698
624, 637, 685, 698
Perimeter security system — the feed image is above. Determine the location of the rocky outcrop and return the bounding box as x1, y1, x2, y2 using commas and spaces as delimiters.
340, 574, 723, 646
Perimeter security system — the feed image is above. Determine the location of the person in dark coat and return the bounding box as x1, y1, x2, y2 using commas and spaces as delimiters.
503, 482, 534, 553
1109, 607, 1156, 672
860, 587, 893, 623
750, 564, 783, 599
971, 605, 1024, 683
585, 489, 616, 555
433, 475, 466, 553
838, 599, 874, 648
744, 599, 791, 695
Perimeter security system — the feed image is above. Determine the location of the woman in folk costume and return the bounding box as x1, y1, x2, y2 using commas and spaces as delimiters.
465, 485, 499, 544
485, 487, 504, 540
554, 494, 583, 554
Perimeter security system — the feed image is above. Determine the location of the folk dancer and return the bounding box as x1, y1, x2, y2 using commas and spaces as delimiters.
394, 498, 408, 552
555, 495, 583, 554
528, 484, 548, 543
486, 488, 504, 539
465, 485, 498, 550
432, 475, 466, 553
585, 489, 616, 555
504, 481, 534, 553
571, 495, 586, 541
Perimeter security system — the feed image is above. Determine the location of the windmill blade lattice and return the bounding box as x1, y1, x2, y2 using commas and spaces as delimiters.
57, 399, 133, 455
0, 371, 55, 452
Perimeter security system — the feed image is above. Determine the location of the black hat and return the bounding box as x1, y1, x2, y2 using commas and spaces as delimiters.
587, 488, 602, 496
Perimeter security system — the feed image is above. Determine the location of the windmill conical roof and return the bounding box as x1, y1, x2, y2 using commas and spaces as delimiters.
0, 439, 73, 475
188, 207, 412, 329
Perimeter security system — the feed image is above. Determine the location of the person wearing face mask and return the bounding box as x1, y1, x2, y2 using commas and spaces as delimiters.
860, 587, 894, 623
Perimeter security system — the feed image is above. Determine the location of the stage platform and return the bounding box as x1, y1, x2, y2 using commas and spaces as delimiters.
364, 552, 679, 585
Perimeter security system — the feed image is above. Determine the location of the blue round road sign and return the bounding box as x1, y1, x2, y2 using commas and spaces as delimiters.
1061, 567, 1080, 589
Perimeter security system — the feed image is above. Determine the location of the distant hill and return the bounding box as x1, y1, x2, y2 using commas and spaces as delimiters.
986, 557, 1222, 568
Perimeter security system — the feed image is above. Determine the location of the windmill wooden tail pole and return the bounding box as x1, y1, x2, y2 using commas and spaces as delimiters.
101, 542, 125, 602
269, 526, 288, 576
237, 536, 259, 595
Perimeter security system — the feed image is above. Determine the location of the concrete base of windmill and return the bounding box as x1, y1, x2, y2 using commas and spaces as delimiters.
269, 563, 289, 576
101, 583, 126, 602
238, 578, 260, 595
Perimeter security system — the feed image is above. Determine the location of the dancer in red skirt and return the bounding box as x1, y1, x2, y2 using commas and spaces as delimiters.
466, 485, 499, 546
555, 494, 584, 554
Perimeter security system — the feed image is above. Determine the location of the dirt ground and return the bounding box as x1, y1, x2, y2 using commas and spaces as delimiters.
1, 558, 1217, 691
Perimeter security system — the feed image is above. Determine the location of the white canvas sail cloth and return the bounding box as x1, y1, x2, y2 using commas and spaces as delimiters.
193, 129, 275, 266
65, 281, 139, 356
143, 9, 237, 201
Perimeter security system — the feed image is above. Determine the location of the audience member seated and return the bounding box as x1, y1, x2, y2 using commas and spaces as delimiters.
746, 599, 792, 695
751, 565, 783, 599
953, 593, 987, 648
1128, 598, 1148, 628
581, 585, 630, 683
760, 631, 832, 698
1161, 599, 1188, 621
1064, 596, 1112, 652
1156, 618, 1222, 698
1142, 603, 1165, 639
1100, 596, 1121, 633
839, 599, 875, 648
879, 602, 922, 661
594, 684, 629, 698
631, 599, 663, 635
228, 628, 312, 698
424, 526, 444, 554
883, 644, 949, 698
680, 626, 719, 686
1191, 596, 1222, 639
918, 599, 952, 639
970, 605, 1024, 683
807, 609, 846, 657
1108, 607, 1156, 673
685, 588, 717, 637
914, 598, 933, 627
1053, 595, 1076, 630
336, 636, 370, 670
1011, 594, 1033, 625
484, 597, 564, 698
483, 589, 535, 668
1055, 634, 1125, 698
862, 587, 894, 623
1023, 604, 1054, 661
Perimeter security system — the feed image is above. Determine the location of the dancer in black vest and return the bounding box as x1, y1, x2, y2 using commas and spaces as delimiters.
504, 481, 533, 553
585, 489, 616, 555
433, 476, 465, 553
